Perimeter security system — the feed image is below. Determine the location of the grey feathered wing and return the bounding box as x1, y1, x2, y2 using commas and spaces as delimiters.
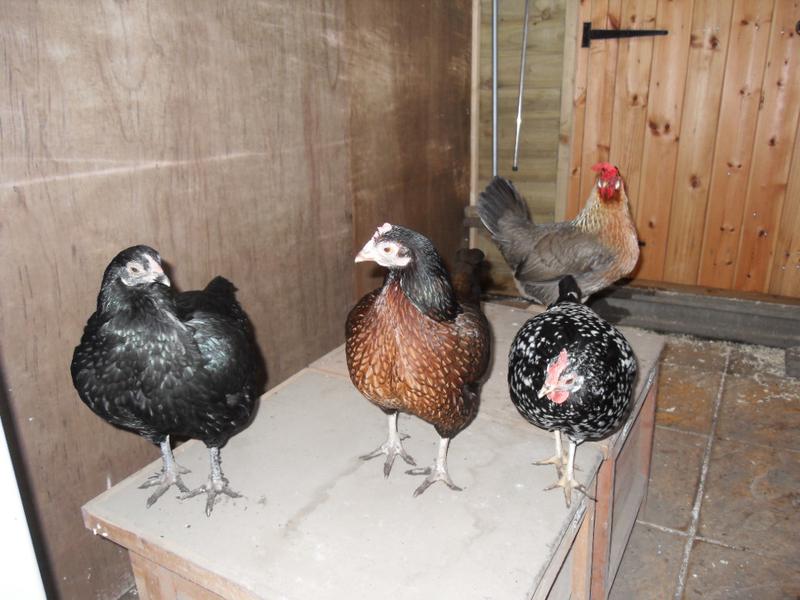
477, 176, 615, 304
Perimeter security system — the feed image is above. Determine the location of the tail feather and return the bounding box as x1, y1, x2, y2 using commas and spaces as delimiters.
452, 248, 487, 306
556, 275, 582, 304
476, 177, 537, 273
476, 176, 533, 237
204, 276, 237, 299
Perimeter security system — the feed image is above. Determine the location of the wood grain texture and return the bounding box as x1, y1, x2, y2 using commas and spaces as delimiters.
529, 0, 800, 299
662, 1, 733, 284
565, 0, 595, 220
1, 1, 471, 598
348, 0, 473, 298
769, 113, 800, 296
733, 0, 800, 291
608, 0, 659, 224
578, 0, 622, 203
555, 0, 581, 221
697, 0, 775, 289
634, 0, 694, 280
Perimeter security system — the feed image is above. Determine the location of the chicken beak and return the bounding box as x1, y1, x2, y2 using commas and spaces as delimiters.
156, 273, 171, 287
537, 383, 554, 399
355, 239, 377, 263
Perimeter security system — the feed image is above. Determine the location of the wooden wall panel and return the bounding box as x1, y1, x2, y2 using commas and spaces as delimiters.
733, 0, 800, 291
347, 0, 473, 298
634, 0, 694, 280
577, 0, 622, 203
554, 0, 800, 299
607, 0, 659, 222
0, 1, 472, 598
697, 1, 775, 288
564, 0, 594, 219
769, 116, 800, 296
663, 0, 733, 283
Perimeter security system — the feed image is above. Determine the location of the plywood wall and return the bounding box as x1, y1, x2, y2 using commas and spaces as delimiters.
0, 1, 472, 598
564, 0, 800, 298
347, 1, 473, 298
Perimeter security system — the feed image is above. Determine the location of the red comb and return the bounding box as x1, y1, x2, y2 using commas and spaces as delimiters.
591, 162, 619, 181
545, 349, 569, 386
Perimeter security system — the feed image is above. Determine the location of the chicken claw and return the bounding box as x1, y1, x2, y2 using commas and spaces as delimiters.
180, 446, 241, 516
360, 412, 416, 477
139, 438, 190, 508
543, 475, 594, 508
360, 435, 416, 478
182, 476, 242, 517
405, 437, 461, 497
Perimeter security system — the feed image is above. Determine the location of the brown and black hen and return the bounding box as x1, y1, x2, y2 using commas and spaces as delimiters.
346, 224, 490, 496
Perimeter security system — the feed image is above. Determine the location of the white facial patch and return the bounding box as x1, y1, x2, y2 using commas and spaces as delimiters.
145, 254, 164, 274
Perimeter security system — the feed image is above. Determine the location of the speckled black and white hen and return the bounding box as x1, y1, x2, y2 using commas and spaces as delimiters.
507, 275, 637, 506
71, 245, 260, 515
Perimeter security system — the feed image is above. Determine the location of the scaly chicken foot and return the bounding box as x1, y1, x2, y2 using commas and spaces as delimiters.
406, 437, 462, 497
181, 447, 241, 516
360, 412, 416, 477
532, 431, 581, 477
139, 438, 190, 508
533, 431, 566, 476
541, 440, 594, 508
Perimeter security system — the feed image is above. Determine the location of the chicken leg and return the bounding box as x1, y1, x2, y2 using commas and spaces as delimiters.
406, 437, 462, 497
533, 430, 566, 475
360, 411, 416, 477
139, 437, 190, 508
182, 446, 241, 516
543, 440, 594, 508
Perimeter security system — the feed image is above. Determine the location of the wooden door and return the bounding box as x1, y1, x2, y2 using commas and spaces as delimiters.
562, 0, 800, 298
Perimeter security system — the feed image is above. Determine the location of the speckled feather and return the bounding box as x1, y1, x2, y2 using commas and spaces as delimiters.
345, 229, 490, 439
71, 249, 257, 448
507, 279, 637, 443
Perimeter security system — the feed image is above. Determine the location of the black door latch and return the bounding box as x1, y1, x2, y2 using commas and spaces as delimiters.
581, 21, 668, 48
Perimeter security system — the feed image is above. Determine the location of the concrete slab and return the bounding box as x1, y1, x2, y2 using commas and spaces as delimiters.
84, 369, 602, 600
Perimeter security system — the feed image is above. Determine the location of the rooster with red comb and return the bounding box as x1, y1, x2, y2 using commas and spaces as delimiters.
477, 163, 639, 305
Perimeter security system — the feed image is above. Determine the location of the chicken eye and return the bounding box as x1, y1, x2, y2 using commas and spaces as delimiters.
382, 244, 394, 254
129, 264, 142, 274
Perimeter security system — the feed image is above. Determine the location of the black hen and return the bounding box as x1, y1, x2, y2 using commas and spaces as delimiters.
71, 245, 259, 515
507, 276, 636, 506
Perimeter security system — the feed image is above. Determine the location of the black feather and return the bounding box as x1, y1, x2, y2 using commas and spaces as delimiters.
71, 247, 259, 449
378, 226, 460, 322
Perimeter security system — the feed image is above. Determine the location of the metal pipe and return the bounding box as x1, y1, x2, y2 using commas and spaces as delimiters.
513, 0, 531, 171
492, 0, 499, 176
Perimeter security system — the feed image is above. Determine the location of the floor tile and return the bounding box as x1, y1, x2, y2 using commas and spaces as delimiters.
683, 539, 800, 600
661, 336, 729, 373
697, 439, 800, 564
716, 372, 800, 451
655, 363, 722, 435
727, 343, 786, 378
608, 522, 685, 600
640, 427, 706, 532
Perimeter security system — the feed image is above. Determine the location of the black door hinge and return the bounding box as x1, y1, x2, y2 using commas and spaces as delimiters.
582, 21, 668, 48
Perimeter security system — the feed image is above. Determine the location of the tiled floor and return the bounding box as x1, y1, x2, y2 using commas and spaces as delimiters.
609, 336, 800, 600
